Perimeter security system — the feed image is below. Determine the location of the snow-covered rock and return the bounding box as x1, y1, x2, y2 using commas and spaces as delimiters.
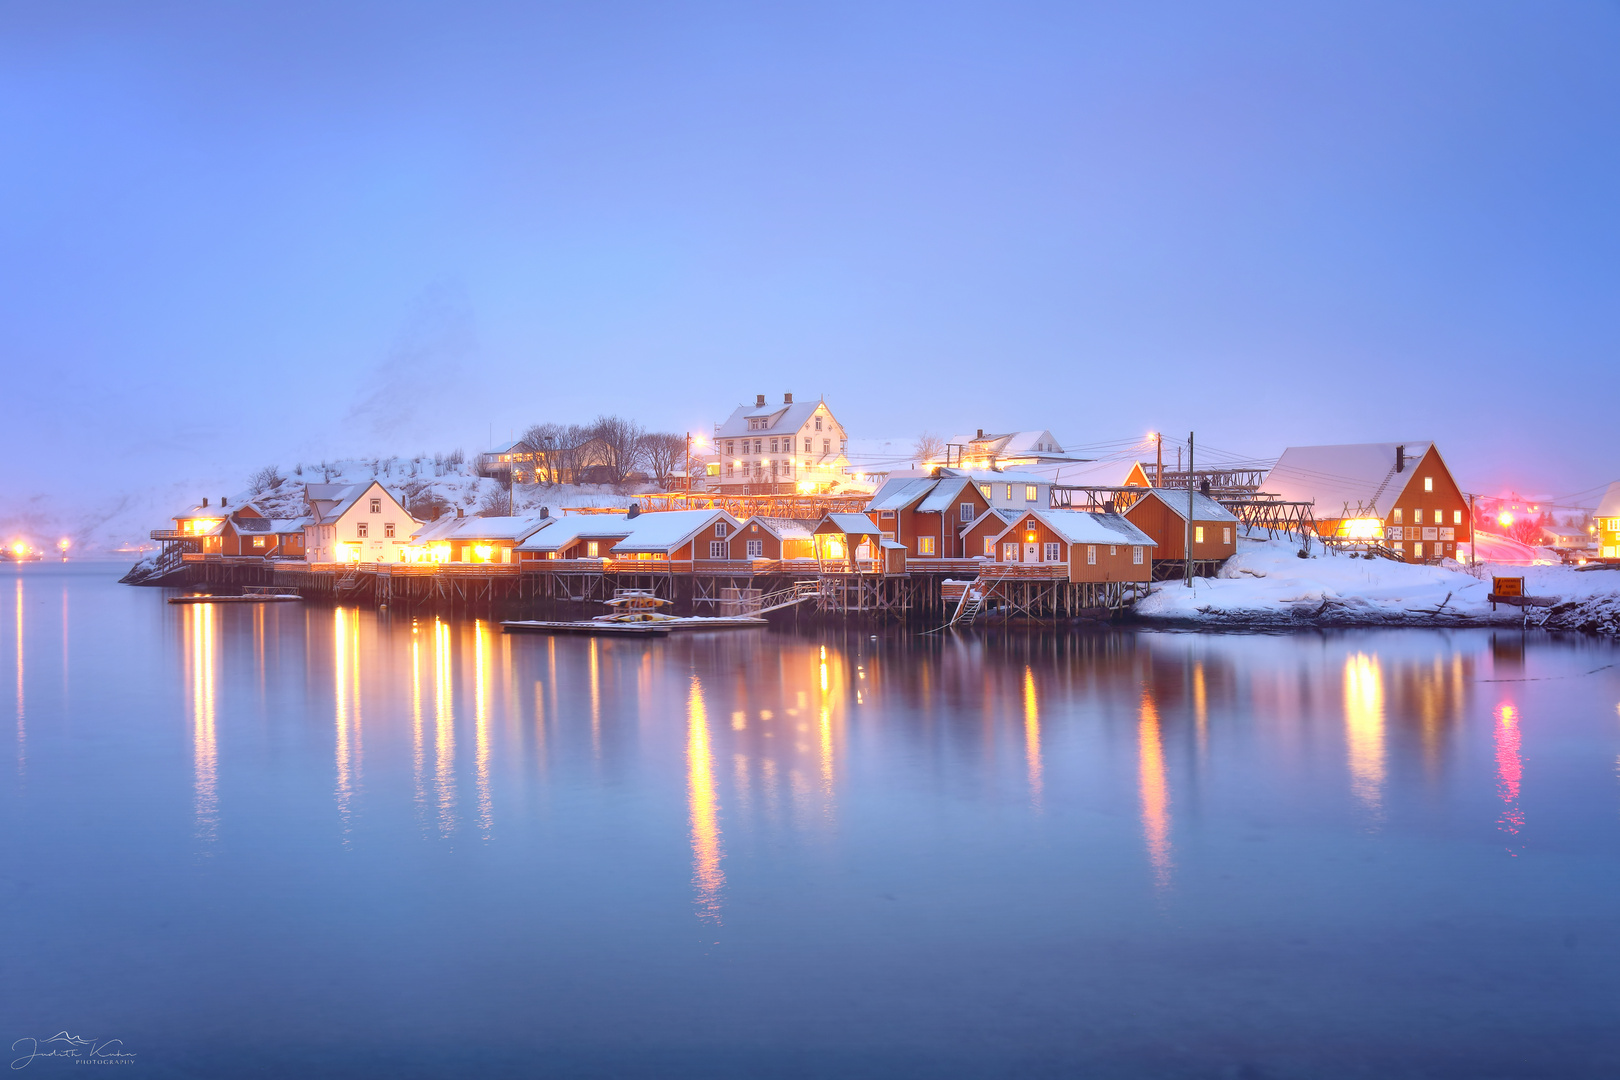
1134, 536, 1620, 630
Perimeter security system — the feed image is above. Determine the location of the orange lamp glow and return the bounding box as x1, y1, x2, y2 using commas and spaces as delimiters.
1498, 512, 1514, 528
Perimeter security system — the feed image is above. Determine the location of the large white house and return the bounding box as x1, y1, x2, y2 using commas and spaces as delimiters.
944, 429, 1083, 469
303, 480, 418, 563
709, 393, 850, 494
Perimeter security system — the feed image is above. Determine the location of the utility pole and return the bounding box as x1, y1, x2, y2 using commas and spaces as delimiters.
685, 431, 692, 505
1185, 431, 1195, 589
1154, 432, 1163, 487
1468, 492, 1476, 568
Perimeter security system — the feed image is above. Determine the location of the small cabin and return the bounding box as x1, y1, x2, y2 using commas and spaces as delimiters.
1123, 488, 1239, 564
1594, 481, 1620, 560
605, 509, 744, 564
515, 514, 632, 562
865, 475, 990, 558
988, 509, 1155, 583
959, 508, 1023, 559
812, 513, 888, 571
406, 514, 551, 564
731, 517, 818, 561
221, 515, 306, 558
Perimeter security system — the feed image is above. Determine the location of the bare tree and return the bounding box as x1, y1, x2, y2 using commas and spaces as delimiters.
1507, 515, 1546, 548
914, 431, 947, 466
248, 465, 285, 494
639, 432, 686, 489
590, 414, 646, 485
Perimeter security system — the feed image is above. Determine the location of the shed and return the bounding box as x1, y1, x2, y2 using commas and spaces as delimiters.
1123, 488, 1240, 563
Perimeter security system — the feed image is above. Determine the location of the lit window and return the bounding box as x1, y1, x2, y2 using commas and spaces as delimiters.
1133, 546, 1143, 564
1415, 509, 1424, 524
1413, 542, 1424, 559
1087, 545, 1097, 564
919, 537, 937, 555
1394, 509, 1403, 524
984, 538, 996, 557
1005, 484, 1013, 501
356, 523, 368, 538
1453, 510, 1462, 525
960, 503, 975, 523
1044, 542, 1059, 562
586, 541, 600, 558
1003, 542, 1019, 561
980, 485, 991, 498
384, 523, 395, 539
369, 498, 381, 513
1194, 526, 1204, 544
1025, 485, 1038, 502
252, 537, 266, 548
1424, 477, 1433, 492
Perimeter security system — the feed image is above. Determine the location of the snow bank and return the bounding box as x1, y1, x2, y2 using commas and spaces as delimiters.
1134, 536, 1620, 630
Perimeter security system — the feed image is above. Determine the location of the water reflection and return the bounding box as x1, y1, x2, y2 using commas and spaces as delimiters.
1022, 666, 1042, 807
687, 675, 724, 924
185, 604, 218, 849
434, 617, 457, 836
14, 578, 23, 774
1344, 653, 1385, 816
1495, 702, 1523, 853
411, 624, 426, 826
474, 619, 492, 838
334, 608, 362, 839
1138, 689, 1171, 890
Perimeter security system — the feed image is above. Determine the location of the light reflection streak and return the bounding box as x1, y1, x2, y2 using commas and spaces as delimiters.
434, 618, 457, 836
589, 638, 601, 760
188, 604, 218, 848
818, 704, 834, 800
687, 675, 724, 923
1495, 702, 1523, 853
411, 625, 425, 823
1344, 653, 1385, 816
1023, 666, 1042, 807
1138, 690, 1171, 889
334, 608, 355, 839
1193, 661, 1208, 759
14, 578, 23, 774
474, 619, 492, 837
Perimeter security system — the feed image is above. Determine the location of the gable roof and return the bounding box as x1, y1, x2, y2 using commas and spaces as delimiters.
715, 398, 830, 439
1596, 481, 1620, 519
1132, 487, 1239, 524
993, 508, 1156, 547
1262, 443, 1439, 519
816, 512, 885, 537
959, 507, 1022, 538
610, 510, 743, 553
439, 515, 552, 543
946, 430, 1078, 463
305, 480, 411, 525
515, 513, 632, 553
866, 477, 938, 513
918, 477, 975, 513
739, 517, 817, 541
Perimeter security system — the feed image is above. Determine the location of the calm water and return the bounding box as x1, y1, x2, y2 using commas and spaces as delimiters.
5, 563, 1620, 1078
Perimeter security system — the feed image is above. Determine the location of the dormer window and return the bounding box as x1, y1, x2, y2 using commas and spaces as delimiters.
369, 498, 381, 513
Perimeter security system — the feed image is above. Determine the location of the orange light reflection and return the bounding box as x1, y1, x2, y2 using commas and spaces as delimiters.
687, 675, 724, 923
1138, 690, 1171, 889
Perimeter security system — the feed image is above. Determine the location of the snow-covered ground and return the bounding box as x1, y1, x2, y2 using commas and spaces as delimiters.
1136, 536, 1620, 631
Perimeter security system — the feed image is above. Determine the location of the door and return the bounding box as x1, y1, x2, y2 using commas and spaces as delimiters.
1024, 543, 1039, 563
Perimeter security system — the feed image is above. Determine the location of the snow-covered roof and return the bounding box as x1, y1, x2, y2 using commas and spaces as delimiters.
481, 439, 528, 456
610, 510, 742, 554
437, 514, 552, 543
959, 507, 1022, 537
232, 516, 307, 535
514, 514, 631, 552
817, 513, 885, 537
939, 467, 1051, 487
1022, 458, 1152, 488
740, 517, 817, 541
866, 477, 937, 513
946, 429, 1076, 462
715, 397, 829, 439
1596, 481, 1620, 519
994, 509, 1156, 548
305, 480, 409, 525
918, 477, 974, 513
1133, 488, 1239, 524
173, 497, 258, 521
1263, 443, 1436, 519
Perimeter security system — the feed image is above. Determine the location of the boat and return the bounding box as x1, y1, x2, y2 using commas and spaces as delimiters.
168, 593, 303, 604
501, 591, 767, 636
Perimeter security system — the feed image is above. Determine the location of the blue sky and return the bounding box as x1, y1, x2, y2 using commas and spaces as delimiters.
3, 2, 1617, 508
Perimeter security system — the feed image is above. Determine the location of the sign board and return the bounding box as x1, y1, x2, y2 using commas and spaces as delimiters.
1492, 576, 1524, 597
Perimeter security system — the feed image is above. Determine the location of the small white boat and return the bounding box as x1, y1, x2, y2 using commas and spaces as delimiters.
502, 592, 766, 636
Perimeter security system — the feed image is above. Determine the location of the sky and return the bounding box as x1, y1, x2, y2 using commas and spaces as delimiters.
3, 1, 1618, 530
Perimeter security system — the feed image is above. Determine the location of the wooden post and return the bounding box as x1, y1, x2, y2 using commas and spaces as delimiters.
1185, 431, 1195, 589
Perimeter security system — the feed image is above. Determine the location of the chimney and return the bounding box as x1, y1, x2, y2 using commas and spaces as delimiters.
784, 392, 793, 404
201, 497, 208, 507
221, 496, 228, 507
976, 429, 984, 439
756, 394, 765, 407
1395, 445, 1406, 473
456, 507, 464, 518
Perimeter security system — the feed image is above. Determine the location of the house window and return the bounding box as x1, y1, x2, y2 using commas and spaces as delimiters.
1453, 510, 1462, 525
746, 539, 764, 558
726, 441, 734, 456
1222, 527, 1231, 544
586, 541, 600, 558
1025, 485, 1038, 502
252, 537, 266, 548
754, 440, 762, 454
356, 523, 369, 538
1393, 508, 1403, 524
369, 498, 381, 513
1044, 542, 1060, 562
1194, 526, 1205, 544
1415, 509, 1424, 524
1424, 477, 1434, 492
770, 438, 779, 453
1109, 546, 1116, 556
880, 510, 895, 520
960, 503, 975, 523
804, 439, 811, 453
384, 523, 395, 539
1003, 542, 1019, 561
726, 464, 734, 477
1133, 546, 1144, 565
715, 522, 728, 538
1004, 484, 1013, 501
980, 485, 992, 499
985, 538, 996, 557
1413, 542, 1424, 559
822, 439, 830, 454
1087, 545, 1097, 564
815, 416, 822, 431
919, 537, 937, 556
881, 532, 895, 542
709, 541, 726, 559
